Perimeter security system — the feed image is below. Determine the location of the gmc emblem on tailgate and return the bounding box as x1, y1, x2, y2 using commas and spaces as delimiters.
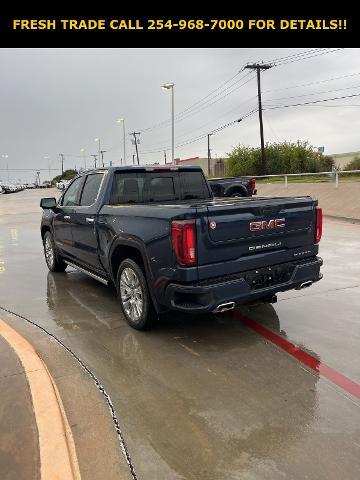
249, 218, 286, 231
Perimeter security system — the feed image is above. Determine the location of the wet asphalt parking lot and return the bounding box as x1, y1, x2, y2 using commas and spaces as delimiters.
0, 188, 360, 480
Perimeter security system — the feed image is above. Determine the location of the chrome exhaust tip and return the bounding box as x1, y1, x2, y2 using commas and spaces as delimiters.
212, 301, 236, 313
297, 280, 313, 290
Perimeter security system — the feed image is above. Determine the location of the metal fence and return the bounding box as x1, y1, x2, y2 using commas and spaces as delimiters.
252, 170, 360, 188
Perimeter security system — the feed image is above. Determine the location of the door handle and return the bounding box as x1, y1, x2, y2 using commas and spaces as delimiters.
63, 215, 71, 221
86, 217, 95, 224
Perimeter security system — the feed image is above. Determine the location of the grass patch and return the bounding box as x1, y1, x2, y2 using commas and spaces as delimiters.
256, 174, 360, 184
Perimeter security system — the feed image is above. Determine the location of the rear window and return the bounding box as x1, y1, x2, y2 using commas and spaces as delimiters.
110, 170, 211, 204
149, 176, 176, 202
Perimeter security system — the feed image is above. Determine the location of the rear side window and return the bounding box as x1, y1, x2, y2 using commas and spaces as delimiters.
110, 173, 145, 204
80, 173, 104, 206
180, 171, 210, 200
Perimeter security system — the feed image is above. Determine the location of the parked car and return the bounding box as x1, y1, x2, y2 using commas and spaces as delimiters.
0, 186, 4, 194
1, 183, 17, 193
208, 176, 257, 197
56, 180, 71, 190
40, 166, 323, 330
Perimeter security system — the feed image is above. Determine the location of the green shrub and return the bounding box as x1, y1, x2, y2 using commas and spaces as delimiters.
51, 169, 78, 185
226, 141, 334, 176
344, 156, 360, 171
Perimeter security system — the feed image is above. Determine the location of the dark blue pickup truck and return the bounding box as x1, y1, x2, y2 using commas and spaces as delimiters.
40, 165, 323, 329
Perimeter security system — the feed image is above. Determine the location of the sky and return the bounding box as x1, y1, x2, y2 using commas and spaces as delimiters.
0, 47, 359, 183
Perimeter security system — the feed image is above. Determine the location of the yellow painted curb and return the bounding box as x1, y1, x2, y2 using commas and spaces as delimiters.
0, 319, 81, 480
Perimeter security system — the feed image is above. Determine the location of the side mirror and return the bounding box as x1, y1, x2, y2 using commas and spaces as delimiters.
40, 197, 57, 209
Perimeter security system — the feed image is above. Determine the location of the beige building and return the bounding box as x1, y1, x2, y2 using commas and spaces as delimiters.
175, 157, 227, 177
331, 151, 360, 169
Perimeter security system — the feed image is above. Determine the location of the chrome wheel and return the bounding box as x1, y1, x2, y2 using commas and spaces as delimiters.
44, 235, 55, 268
120, 267, 143, 323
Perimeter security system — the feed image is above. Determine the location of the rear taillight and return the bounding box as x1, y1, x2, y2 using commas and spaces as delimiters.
315, 207, 322, 243
171, 220, 196, 266
251, 178, 256, 192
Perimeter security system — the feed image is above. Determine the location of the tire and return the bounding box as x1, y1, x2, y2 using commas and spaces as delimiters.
43, 231, 67, 272
230, 191, 245, 198
117, 258, 157, 330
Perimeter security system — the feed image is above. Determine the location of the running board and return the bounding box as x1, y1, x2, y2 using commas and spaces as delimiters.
64, 261, 109, 285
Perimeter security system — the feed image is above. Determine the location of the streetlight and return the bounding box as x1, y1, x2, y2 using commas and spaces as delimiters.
95, 138, 102, 167
161, 83, 175, 164
116, 118, 126, 165
1, 154, 9, 182
80, 148, 87, 170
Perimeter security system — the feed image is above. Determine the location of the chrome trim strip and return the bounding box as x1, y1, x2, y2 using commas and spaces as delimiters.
64, 261, 108, 285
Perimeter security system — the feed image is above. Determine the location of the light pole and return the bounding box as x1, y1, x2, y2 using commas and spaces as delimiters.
116, 118, 126, 165
80, 148, 87, 170
161, 83, 175, 164
44, 155, 51, 181
207, 134, 213, 177
95, 138, 103, 167
1, 154, 9, 182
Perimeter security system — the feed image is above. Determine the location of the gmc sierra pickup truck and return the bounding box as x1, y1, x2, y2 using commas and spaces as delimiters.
208, 176, 257, 197
40, 165, 323, 330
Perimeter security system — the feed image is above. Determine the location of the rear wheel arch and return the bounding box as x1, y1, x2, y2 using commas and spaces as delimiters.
109, 239, 162, 312
226, 185, 247, 197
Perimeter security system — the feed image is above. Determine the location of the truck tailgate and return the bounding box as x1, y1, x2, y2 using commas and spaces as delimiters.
196, 196, 318, 279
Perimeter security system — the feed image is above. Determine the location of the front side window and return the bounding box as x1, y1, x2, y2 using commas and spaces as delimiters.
80, 173, 104, 206
61, 177, 83, 206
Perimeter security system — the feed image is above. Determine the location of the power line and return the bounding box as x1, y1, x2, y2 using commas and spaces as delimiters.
139, 70, 250, 133
264, 83, 360, 103
139, 71, 255, 135
263, 92, 360, 110
138, 109, 257, 155
271, 49, 342, 67
264, 48, 328, 65
263, 71, 360, 94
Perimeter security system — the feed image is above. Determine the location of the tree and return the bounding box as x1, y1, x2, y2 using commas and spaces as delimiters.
51, 169, 78, 185
226, 141, 334, 176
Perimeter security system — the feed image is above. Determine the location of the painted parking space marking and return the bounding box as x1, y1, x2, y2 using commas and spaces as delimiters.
234, 311, 360, 400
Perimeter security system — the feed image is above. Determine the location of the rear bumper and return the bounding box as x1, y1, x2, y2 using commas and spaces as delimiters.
164, 256, 323, 313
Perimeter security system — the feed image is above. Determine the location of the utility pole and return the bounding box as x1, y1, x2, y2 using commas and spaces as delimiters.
244, 63, 272, 173
91, 154, 98, 168
207, 133, 213, 177
130, 132, 140, 165
100, 150, 106, 167
59, 154, 65, 177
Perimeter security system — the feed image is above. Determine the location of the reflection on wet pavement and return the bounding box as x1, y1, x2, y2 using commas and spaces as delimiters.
1, 190, 360, 479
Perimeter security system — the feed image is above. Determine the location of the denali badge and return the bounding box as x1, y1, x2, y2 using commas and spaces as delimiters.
249, 218, 285, 232
249, 241, 282, 251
